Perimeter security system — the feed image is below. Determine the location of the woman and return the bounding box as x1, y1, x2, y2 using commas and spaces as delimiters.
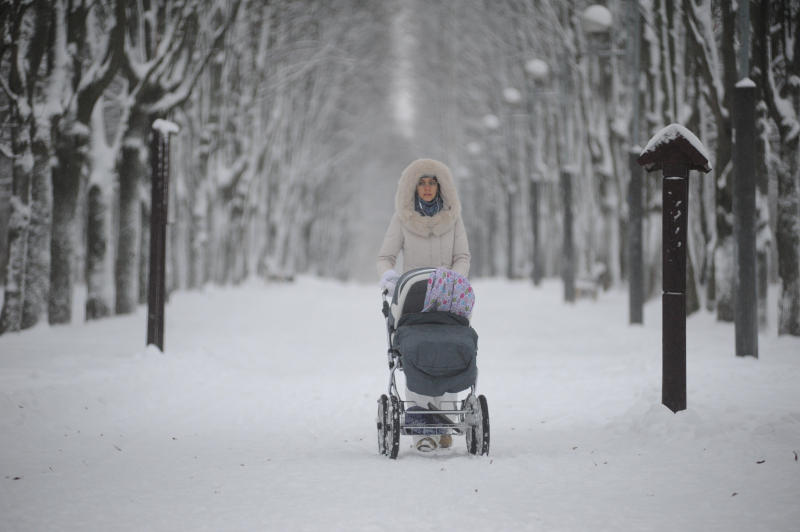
377, 158, 471, 452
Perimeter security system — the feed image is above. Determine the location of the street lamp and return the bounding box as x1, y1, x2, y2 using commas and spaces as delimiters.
503, 87, 526, 279
524, 57, 553, 286
503, 87, 522, 105
581, 2, 644, 323
482, 113, 500, 131
581, 5, 613, 35
480, 113, 502, 276
525, 58, 550, 82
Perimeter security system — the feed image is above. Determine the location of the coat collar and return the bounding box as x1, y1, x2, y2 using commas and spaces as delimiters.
395, 158, 461, 237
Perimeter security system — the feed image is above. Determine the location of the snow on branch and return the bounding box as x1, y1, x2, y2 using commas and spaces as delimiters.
148, 0, 242, 115
684, 1, 727, 121
0, 143, 14, 159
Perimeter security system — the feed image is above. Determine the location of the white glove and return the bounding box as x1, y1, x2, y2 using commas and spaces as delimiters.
379, 269, 400, 295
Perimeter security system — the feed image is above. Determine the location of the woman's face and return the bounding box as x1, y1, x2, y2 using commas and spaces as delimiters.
417, 176, 439, 202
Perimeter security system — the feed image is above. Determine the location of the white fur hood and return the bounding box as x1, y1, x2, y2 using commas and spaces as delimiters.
395, 158, 462, 237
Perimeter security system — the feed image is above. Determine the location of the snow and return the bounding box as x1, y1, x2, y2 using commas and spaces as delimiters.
629, 145, 643, 155
152, 119, 180, 136
641, 123, 712, 169
736, 78, 756, 89
1, 277, 798, 531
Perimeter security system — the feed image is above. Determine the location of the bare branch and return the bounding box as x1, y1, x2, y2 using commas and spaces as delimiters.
149, 0, 243, 115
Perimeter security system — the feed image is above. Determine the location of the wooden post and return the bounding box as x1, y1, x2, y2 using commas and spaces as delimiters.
638, 124, 711, 413
147, 119, 179, 351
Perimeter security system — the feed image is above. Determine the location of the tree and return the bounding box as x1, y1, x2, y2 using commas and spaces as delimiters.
0, 0, 59, 332
684, 0, 738, 321
753, 0, 800, 336
112, 0, 240, 314
49, 0, 123, 324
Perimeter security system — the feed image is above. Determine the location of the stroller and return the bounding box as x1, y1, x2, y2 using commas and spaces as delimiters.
376, 267, 490, 458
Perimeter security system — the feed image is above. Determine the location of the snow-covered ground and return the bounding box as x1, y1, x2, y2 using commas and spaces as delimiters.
1, 278, 798, 531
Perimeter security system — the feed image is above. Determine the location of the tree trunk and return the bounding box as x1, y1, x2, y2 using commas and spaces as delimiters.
115, 113, 149, 314
0, 125, 53, 334
713, 1, 737, 322
755, 99, 770, 330
85, 183, 113, 320
0, 1, 55, 334
139, 199, 150, 304
49, 126, 87, 324
0, 122, 34, 333
20, 135, 53, 330
752, 0, 800, 335
776, 141, 800, 335
188, 208, 205, 289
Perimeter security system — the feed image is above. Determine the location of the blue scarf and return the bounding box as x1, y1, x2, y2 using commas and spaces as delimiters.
414, 192, 444, 217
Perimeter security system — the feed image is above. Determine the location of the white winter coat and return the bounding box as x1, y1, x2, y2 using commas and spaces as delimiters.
377, 158, 470, 277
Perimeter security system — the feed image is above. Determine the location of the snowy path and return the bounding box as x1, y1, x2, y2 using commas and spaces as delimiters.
1, 278, 799, 531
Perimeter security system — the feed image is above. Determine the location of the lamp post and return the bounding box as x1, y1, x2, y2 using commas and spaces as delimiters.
483, 114, 502, 276
147, 119, 180, 351
525, 58, 551, 286
582, 2, 644, 323
581, 4, 613, 35
466, 140, 490, 277
503, 86, 524, 279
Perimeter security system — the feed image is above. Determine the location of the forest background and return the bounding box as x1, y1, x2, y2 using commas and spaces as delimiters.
0, 0, 798, 336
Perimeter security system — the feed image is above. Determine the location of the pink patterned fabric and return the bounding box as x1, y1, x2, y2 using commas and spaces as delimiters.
422, 268, 475, 319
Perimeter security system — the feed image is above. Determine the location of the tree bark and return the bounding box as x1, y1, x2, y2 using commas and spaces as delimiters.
713, 1, 737, 322
22, 135, 53, 329
85, 183, 113, 320
0, 0, 55, 333
775, 142, 800, 335
139, 199, 150, 304
114, 112, 149, 314
0, 121, 34, 333
753, 0, 800, 335
0, 124, 54, 334
49, 127, 86, 324
49, 0, 123, 324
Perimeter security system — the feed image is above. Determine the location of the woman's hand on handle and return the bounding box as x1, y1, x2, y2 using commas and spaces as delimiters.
380, 269, 400, 296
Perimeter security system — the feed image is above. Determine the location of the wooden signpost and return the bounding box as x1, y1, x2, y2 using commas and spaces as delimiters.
638, 124, 711, 413
733, 79, 758, 358
147, 119, 179, 351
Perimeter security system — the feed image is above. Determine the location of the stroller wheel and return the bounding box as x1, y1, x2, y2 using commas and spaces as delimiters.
377, 395, 389, 455
387, 396, 401, 459
466, 394, 490, 456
